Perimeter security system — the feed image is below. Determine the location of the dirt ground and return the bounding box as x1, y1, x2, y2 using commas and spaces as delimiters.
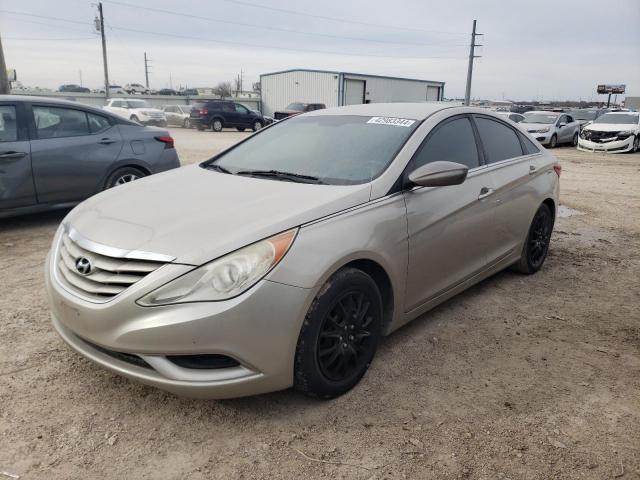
1, 128, 638, 479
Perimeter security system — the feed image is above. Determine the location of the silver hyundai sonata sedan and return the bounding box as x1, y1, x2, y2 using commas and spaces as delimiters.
46, 103, 560, 399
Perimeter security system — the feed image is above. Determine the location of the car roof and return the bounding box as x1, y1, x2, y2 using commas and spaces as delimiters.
307, 102, 453, 120
524, 110, 560, 115
604, 111, 638, 115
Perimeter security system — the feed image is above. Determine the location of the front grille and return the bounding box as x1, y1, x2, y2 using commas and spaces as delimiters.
56, 232, 166, 300
582, 130, 620, 143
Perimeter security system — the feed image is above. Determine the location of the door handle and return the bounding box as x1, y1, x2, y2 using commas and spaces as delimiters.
478, 187, 495, 200
0, 151, 27, 160
529, 165, 537, 175
98, 138, 117, 145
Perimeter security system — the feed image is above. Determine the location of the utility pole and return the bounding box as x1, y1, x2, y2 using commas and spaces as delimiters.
464, 20, 482, 106
0, 33, 9, 95
97, 3, 110, 99
79, 69, 83, 87
144, 52, 151, 89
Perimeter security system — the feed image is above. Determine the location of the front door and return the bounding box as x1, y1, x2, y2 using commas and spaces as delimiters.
29, 105, 123, 204
0, 103, 36, 211
233, 103, 252, 128
403, 115, 495, 312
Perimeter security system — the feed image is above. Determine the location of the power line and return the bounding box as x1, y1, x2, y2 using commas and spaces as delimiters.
102, 0, 468, 47
0, 10, 467, 60
214, 0, 468, 35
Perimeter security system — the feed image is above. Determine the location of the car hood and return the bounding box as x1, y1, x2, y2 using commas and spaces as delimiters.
66, 165, 371, 266
520, 122, 554, 131
583, 123, 637, 132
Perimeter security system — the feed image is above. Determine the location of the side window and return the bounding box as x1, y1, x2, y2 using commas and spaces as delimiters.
412, 117, 479, 170
0, 105, 18, 142
557, 115, 567, 125
112, 101, 123, 108
234, 104, 249, 114
474, 117, 524, 163
33, 106, 90, 139
222, 103, 235, 112
518, 132, 540, 155
87, 113, 111, 134
565, 115, 574, 123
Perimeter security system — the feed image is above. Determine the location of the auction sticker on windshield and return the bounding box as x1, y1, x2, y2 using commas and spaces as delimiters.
367, 117, 416, 127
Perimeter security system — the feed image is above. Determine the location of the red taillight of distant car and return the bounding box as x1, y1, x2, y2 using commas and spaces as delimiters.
155, 136, 175, 149
553, 164, 561, 177
199, 107, 208, 115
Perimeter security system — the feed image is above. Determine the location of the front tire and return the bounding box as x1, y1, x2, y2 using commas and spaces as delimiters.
130, 115, 139, 123
183, 118, 191, 129
512, 203, 554, 274
252, 120, 263, 132
572, 132, 579, 147
294, 268, 383, 399
104, 167, 146, 189
631, 135, 639, 153
548, 134, 558, 148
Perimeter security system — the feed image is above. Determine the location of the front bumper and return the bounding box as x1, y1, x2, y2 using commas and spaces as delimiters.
577, 135, 634, 153
527, 130, 553, 145
138, 118, 167, 126
45, 251, 313, 399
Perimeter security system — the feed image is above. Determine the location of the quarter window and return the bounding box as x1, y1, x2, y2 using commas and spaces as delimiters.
474, 117, 524, 163
33, 106, 90, 139
0, 106, 18, 142
411, 117, 480, 170
88, 113, 111, 133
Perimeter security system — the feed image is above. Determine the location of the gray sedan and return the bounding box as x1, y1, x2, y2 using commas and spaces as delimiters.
0, 95, 180, 218
46, 103, 559, 399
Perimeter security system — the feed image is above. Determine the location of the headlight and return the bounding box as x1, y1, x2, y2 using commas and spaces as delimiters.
536, 127, 550, 133
617, 130, 634, 139
137, 229, 298, 306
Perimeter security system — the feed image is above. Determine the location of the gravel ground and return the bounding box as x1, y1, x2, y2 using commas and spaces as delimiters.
1, 128, 638, 479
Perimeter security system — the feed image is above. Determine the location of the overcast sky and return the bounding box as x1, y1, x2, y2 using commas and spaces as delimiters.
2, 0, 639, 100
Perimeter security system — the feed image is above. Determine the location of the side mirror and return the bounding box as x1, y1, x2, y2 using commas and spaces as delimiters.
558, 123, 566, 128
408, 161, 469, 188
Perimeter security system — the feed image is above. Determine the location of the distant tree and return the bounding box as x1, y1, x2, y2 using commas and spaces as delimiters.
252, 81, 261, 94
213, 81, 233, 98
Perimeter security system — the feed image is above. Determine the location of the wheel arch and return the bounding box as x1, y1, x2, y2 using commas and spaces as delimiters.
542, 197, 556, 221
101, 162, 152, 190
333, 258, 395, 335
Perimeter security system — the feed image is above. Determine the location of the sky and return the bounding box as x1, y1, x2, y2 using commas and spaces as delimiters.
1, 0, 639, 101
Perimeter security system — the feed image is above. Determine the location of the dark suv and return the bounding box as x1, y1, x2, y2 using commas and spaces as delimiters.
273, 103, 326, 120
190, 100, 265, 132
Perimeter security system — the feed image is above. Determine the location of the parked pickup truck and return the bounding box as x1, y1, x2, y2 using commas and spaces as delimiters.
103, 99, 166, 126
273, 102, 325, 120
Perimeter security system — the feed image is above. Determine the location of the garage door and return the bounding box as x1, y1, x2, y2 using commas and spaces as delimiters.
427, 86, 440, 101
344, 79, 365, 105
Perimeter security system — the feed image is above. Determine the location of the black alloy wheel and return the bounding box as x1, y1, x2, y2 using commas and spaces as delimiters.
294, 268, 383, 398
512, 203, 554, 274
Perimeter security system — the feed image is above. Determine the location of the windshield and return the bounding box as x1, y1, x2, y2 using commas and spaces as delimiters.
206, 115, 418, 185
126, 100, 150, 109
571, 110, 598, 121
285, 103, 306, 112
593, 113, 639, 125
523, 112, 559, 124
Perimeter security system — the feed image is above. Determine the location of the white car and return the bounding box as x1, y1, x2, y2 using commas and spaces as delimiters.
125, 83, 149, 95
578, 111, 640, 153
521, 111, 580, 148
103, 99, 166, 126
162, 105, 194, 128
495, 111, 525, 123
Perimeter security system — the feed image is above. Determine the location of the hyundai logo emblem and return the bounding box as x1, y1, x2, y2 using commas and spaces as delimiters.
75, 256, 93, 275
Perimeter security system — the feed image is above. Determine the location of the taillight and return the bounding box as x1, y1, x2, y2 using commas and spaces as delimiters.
155, 135, 174, 149
199, 107, 208, 115
553, 164, 561, 177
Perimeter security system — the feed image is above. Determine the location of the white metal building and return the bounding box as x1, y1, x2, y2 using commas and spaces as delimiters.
260, 69, 445, 116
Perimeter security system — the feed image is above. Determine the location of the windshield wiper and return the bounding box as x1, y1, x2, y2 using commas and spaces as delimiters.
206, 163, 232, 174
235, 169, 324, 184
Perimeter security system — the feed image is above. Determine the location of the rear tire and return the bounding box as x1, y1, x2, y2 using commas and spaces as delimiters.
104, 167, 146, 189
211, 119, 223, 132
294, 268, 383, 399
549, 134, 558, 148
512, 203, 554, 274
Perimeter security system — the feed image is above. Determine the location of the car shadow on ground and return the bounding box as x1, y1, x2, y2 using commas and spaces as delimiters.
0, 209, 70, 233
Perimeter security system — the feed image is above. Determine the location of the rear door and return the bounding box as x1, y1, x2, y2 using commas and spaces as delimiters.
29, 104, 123, 204
0, 102, 36, 211
472, 114, 538, 262
403, 115, 496, 312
